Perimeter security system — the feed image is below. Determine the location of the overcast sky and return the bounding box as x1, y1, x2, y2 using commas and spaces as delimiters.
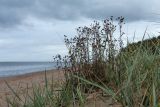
0, 0, 160, 61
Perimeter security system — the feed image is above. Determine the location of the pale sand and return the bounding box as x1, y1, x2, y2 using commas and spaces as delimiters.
0, 69, 64, 107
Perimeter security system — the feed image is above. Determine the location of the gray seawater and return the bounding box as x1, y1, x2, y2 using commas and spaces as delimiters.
0, 62, 56, 77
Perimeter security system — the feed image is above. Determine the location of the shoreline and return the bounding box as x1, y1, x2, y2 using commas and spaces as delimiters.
0, 69, 58, 82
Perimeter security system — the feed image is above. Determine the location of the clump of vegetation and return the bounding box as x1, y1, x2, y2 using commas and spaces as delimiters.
61, 16, 125, 85
7, 17, 160, 107
56, 16, 160, 107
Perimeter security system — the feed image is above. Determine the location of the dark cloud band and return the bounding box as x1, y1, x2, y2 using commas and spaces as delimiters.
0, 0, 159, 27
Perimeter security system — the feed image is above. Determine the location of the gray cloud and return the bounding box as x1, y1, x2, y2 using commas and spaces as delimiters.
0, 0, 34, 27
83, 0, 157, 20
0, 0, 159, 27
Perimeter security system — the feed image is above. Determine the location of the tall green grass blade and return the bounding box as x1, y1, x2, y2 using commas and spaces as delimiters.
73, 75, 116, 99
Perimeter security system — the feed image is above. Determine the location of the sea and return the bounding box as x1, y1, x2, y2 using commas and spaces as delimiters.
0, 62, 56, 77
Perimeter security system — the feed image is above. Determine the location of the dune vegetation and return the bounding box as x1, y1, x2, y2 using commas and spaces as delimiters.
7, 17, 160, 107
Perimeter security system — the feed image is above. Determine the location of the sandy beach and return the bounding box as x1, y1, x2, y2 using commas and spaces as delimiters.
0, 69, 64, 107
0, 69, 120, 107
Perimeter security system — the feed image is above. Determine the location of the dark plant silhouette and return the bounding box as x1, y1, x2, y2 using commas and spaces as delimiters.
54, 17, 126, 99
